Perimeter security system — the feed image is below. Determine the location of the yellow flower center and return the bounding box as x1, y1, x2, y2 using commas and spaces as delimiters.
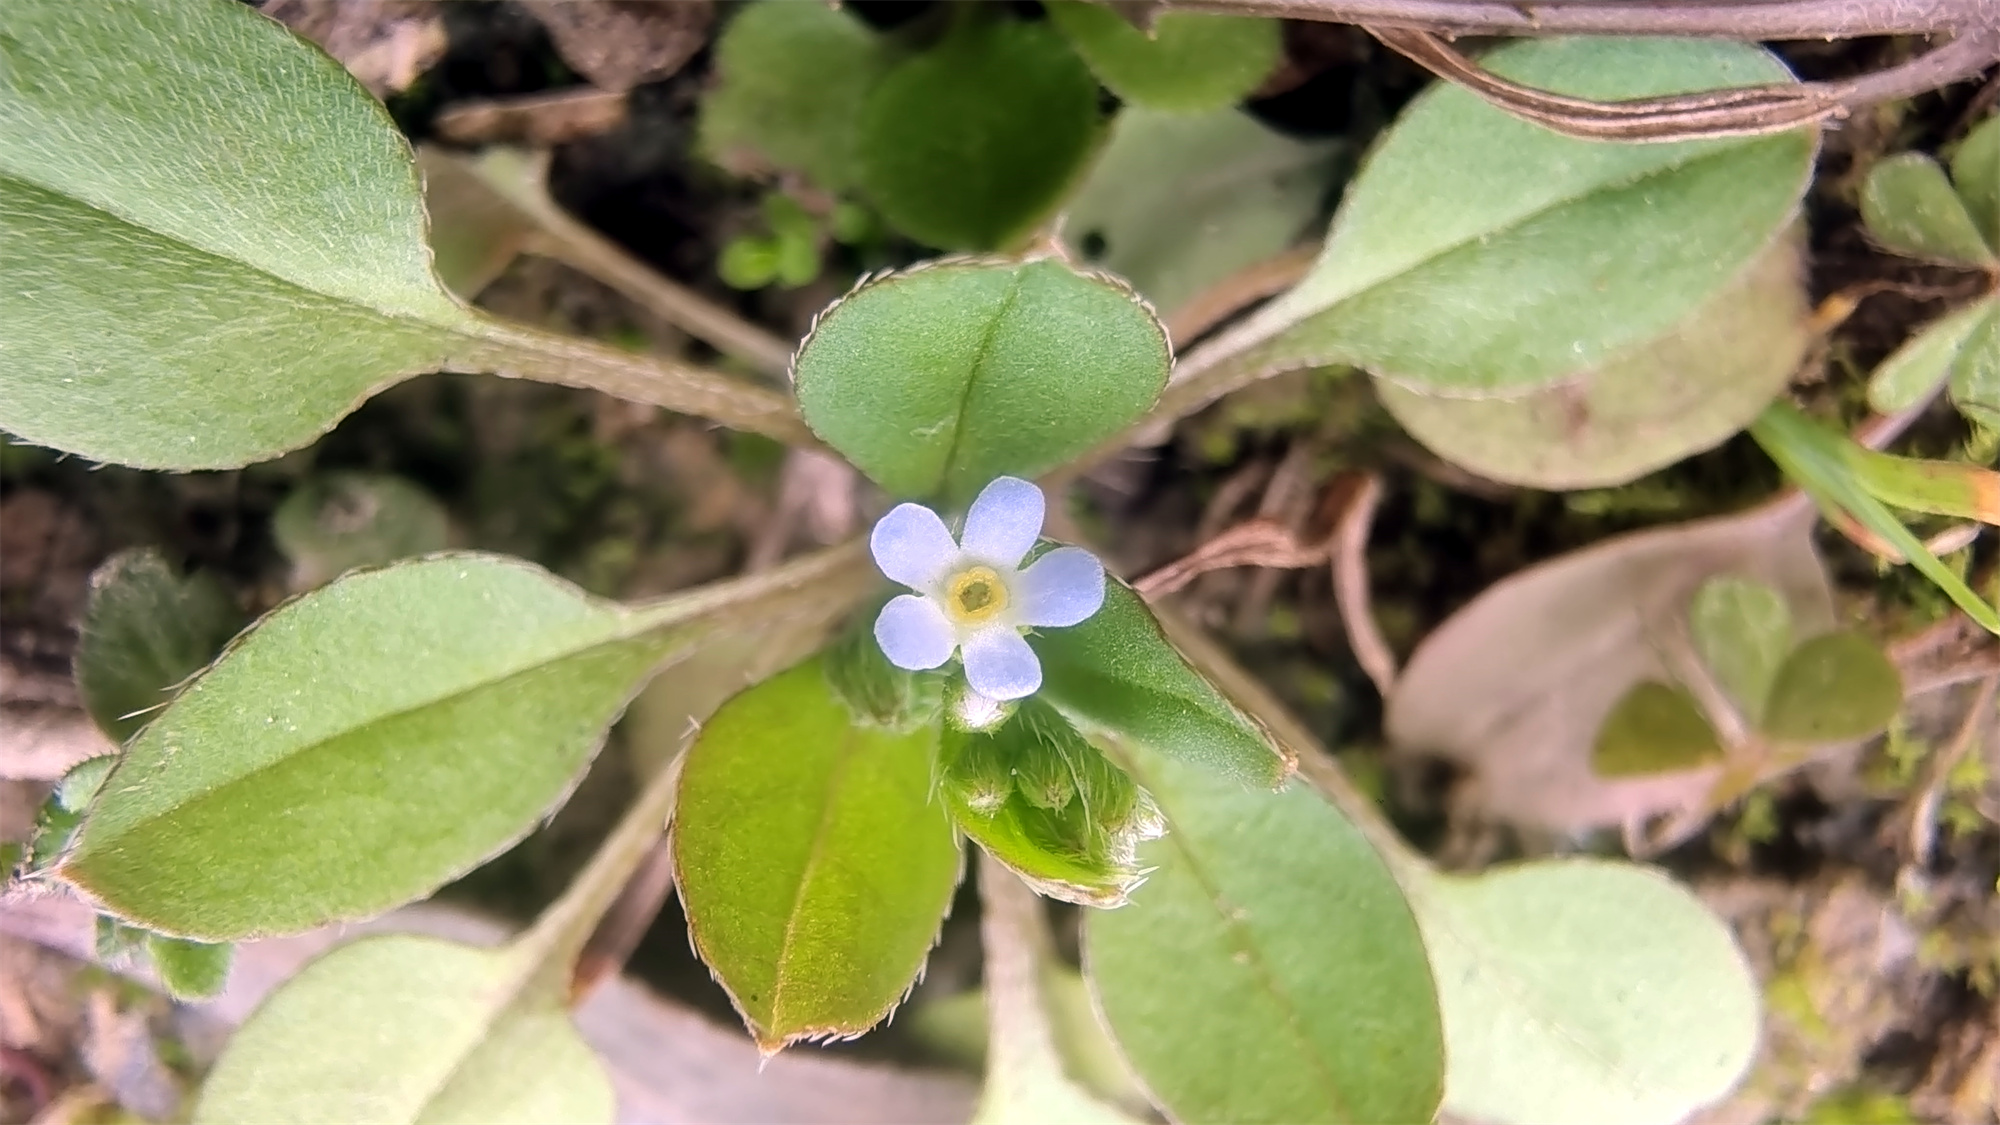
946, 565, 1008, 624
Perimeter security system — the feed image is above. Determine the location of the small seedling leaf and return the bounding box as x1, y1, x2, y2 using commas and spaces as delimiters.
1761, 631, 1902, 744
1590, 681, 1725, 778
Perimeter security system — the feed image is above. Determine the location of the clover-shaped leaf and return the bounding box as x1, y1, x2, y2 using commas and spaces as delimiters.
794, 259, 1169, 505
697, 1, 895, 194
856, 19, 1101, 250
1044, 3, 1281, 113
1760, 631, 1902, 744
1591, 681, 1724, 778
1687, 575, 1793, 724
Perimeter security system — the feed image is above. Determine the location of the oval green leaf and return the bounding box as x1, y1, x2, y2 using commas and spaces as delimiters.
1045, 3, 1281, 113
1951, 114, 1999, 250
674, 658, 962, 1050
74, 548, 246, 744
1949, 298, 2000, 429
1085, 747, 1443, 1124
60, 551, 848, 940
697, 1, 896, 193
1687, 575, 1793, 724
1407, 859, 1759, 1125
147, 933, 233, 1001
856, 19, 1101, 250
273, 472, 452, 589
1036, 579, 1292, 788
1217, 37, 1812, 397
1860, 152, 1996, 267
1590, 681, 1724, 779
1374, 234, 1806, 488
194, 934, 611, 1125
1865, 298, 1994, 415
1760, 630, 1903, 744
794, 258, 1169, 504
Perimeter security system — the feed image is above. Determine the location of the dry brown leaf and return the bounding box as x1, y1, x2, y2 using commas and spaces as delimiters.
1385, 494, 1836, 834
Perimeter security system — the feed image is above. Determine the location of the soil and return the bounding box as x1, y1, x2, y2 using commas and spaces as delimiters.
2, 3, 1996, 1122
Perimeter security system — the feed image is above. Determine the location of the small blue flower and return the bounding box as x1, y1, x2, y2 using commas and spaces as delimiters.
870, 476, 1106, 701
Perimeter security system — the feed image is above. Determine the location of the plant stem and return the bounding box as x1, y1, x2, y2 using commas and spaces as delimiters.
456, 315, 818, 449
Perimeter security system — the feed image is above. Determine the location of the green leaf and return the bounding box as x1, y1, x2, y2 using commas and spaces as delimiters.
697, 1, 895, 193
793, 258, 1169, 503
1951, 114, 2000, 251
0, 0, 470, 467
1374, 234, 1805, 488
718, 236, 781, 290
1590, 681, 1724, 778
1761, 631, 1902, 744
1949, 298, 2000, 429
61, 547, 870, 939
147, 934, 233, 1000
272, 472, 452, 588
1860, 152, 1997, 267
74, 549, 245, 743
193, 934, 612, 1125
1209, 37, 1811, 397
1687, 576, 1793, 724
1085, 747, 1443, 1124
856, 20, 1101, 250
197, 728, 691, 1125
674, 658, 962, 1050
1405, 859, 1759, 1125
1751, 402, 1999, 633
1037, 579, 1291, 788
1865, 298, 1994, 415
1840, 444, 2000, 525
0, 0, 807, 470
1044, 4, 1281, 113
940, 700, 1158, 907
1063, 107, 1336, 316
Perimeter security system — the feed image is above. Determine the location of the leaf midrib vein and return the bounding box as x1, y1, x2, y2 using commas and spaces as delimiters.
765, 721, 864, 1038
935, 269, 1026, 497
73, 620, 679, 852
1146, 785, 1355, 1120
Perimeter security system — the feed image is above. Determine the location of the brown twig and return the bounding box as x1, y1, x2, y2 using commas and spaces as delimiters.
1329, 474, 1398, 697
570, 835, 677, 999
1159, 0, 1997, 38
1367, 25, 2000, 142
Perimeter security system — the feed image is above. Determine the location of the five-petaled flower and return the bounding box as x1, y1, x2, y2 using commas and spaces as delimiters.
870, 476, 1105, 701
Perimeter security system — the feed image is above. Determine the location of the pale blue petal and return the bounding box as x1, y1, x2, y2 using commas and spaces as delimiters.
959, 476, 1044, 567
875, 595, 955, 670
871, 503, 958, 589
1017, 546, 1105, 628
962, 626, 1041, 700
